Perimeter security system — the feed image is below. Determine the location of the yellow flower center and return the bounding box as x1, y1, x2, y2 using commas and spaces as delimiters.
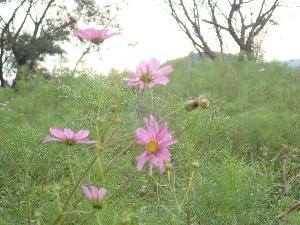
147, 140, 160, 154
65, 140, 76, 146
140, 74, 153, 83
91, 38, 103, 45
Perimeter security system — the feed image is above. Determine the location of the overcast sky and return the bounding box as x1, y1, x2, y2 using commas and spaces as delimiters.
2, 0, 300, 75
59, 0, 299, 74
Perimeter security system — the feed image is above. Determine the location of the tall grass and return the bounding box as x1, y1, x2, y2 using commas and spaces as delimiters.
0, 58, 299, 224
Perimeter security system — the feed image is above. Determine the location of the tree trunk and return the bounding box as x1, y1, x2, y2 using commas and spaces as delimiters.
0, 65, 5, 87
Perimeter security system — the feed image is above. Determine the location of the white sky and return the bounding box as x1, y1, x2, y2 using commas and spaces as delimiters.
2, 0, 300, 75
62, 0, 300, 74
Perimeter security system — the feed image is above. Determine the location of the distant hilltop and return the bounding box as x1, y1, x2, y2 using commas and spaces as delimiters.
282, 59, 300, 68
188, 52, 300, 68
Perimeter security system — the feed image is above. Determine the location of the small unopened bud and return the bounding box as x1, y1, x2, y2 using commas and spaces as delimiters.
119, 216, 131, 225
113, 115, 121, 124
53, 184, 61, 192
138, 186, 148, 197
165, 163, 174, 171
111, 105, 119, 113
34, 211, 41, 218
192, 161, 200, 169
63, 180, 71, 188
199, 98, 209, 109
185, 99, 199, 111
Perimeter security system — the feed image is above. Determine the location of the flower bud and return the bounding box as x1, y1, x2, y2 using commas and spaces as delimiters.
138, 186, 148, 197
119, 216, 131, 224
111, 105, 119, 112
113, 115, 121, 124
192, 161, 200, 169
199, 98, 210, 109
63, 180, 71, 188
165, 163, 174, 171
185, 99, 199, 111
53, 184, 61, 192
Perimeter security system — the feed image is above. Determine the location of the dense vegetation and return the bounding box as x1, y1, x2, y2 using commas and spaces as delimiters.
1, 57, 300, 224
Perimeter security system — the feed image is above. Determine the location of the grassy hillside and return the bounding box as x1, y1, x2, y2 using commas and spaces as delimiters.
0, 58, 299, 224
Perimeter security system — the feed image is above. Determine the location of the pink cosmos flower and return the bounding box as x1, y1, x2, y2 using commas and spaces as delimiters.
82, 186, 107, 209
135, 115, 177, 176
43, 128, 97, 145
74, 28, 120, 45
124, 58, 173, 91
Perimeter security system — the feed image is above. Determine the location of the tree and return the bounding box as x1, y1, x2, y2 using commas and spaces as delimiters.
203, 0, 279, 60
164, 0, 280, 60
0, 0, 123, 87
165, 0, 217, 59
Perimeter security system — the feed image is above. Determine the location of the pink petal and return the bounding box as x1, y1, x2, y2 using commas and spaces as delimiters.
156, 149, 171, 161
77, 140, 97, 144
105, 32, 121, 39
43, 136, 62, 142
82, 186, 93, 200
74, 28, 91, 40
136, 128, 150, 144
127, 79, 142, 87
64, 128, 74, 140
158, 160, 165, 174
74, 129, 89, 141
148, 115, 159, 133
159, 137, 177, 149
139, 82, 146, 91
136, 151, 150, 171
147, 81, 158, 89
154, 65, 173, 77
149, 163, 154, 176
97, 188, 107, 201
156, 122, 168, 140
153, 76, 169, 85
148, 58, 161, 72
138, 61, 149, 75
49, 127, 65, 139
143, 117, 156, 139
74, 28, 119, 42
90, 185, 98, 199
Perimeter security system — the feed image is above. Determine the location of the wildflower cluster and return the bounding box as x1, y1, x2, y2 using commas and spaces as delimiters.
42, 26, 209, 224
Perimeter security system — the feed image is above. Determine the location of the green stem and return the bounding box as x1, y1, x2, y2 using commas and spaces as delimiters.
95, 148, 105, 185
159, 107, 185, 123
106, 132, 135, 147
156, 177, 161, 221
72, 43, 92, 75
77, 210, 97, 225
103, 141, 135, 175
51, 156, 98, 225
150, 88, 154, 114
67, 146, 75, 183
106, 175, 133, 201
96, 213, 102, 225
174, 207, 180, 225
179, 170, 195, 208
167, 170, 180, 225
